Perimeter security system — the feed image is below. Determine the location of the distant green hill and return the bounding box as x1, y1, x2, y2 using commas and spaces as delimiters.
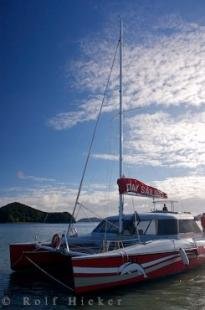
0, 202, 75, 223
78, 217, 101, 222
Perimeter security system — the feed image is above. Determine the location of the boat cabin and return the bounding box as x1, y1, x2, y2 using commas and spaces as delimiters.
92, 211, 202, 240
66, 211, 202, 254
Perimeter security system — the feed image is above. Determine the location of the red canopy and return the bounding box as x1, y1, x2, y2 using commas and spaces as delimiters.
117, 177, 168, 199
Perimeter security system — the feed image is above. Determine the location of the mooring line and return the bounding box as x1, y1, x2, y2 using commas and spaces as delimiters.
25, 256, 74, 292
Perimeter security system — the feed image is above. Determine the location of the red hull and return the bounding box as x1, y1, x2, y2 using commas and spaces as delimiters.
10, 242, 205, 294
10, 243, 37, 271
10, 243, 73, 276
72, 246, 205, 294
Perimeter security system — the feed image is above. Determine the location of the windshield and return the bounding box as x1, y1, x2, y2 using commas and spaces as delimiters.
179, 220, 201, 233
93, 218, 157, 235
93, 218, 135, 234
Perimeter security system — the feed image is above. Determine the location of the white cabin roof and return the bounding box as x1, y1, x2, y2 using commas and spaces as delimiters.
106, 211, 194, 222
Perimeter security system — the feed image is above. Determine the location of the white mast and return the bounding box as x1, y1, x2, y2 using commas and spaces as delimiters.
119, 19, 124, 234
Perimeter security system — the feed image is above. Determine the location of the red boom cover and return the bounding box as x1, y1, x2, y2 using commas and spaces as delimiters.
117, 177, 167, 199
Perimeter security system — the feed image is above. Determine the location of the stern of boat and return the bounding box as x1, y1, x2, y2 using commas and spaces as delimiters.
10, 243, 38, 271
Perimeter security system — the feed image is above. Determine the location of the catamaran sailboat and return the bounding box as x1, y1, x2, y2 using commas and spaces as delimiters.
9, 21, 205, 294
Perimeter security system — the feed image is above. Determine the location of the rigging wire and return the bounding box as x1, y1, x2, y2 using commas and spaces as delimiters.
105, 109, 118, 213
68, 38, 120, 233
77, 202, 120, 231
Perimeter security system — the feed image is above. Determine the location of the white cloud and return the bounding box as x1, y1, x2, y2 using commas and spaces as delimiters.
16, 171, 56, 183
0, 185, 76, 212
0, 184, 118, 219
49, 17, 205, 129
48, 96, 108, 130
153, 175, 205, 214
44, 13, 205, 216
92, 153, 118, 161
126, 111, 205, 168
154, 175, 205, 200
1, 175, 205, 217
93, 111, 205, 169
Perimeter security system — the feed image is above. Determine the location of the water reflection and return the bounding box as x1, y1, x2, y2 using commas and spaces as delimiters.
2, 267, 205, 310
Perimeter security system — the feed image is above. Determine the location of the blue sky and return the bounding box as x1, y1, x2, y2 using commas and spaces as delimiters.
1, 0, 205, 217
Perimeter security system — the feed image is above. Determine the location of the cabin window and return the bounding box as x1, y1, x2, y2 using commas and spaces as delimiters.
93, 218, 136, 234
146, 220, 157, 235
93, 220, 105, 233
179, 220, 201, 233
93, 219, 119, 234
157, 219, 178, 235
123, 219, 135, 234
136, 220, 156, 235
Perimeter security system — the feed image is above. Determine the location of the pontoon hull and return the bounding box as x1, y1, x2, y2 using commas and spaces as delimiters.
10, 243, 73, 275
71, 242, 205, 294
9, 239, 205, 294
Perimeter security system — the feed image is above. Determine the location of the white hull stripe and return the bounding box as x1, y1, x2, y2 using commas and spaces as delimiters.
74, 266, 119, 274
73, 254, 179, 275
145, 256, 181, 274
142, 254, 178, 268
74, 256, 183, 288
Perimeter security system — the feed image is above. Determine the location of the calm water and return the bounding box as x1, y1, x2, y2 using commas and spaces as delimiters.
1, 223, 205, 309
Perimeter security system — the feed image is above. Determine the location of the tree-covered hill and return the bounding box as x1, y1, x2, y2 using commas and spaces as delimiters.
0, 202, 75, 223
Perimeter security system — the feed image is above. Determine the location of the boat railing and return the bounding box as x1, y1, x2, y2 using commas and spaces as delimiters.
102, 240, 124, 252
101, 238, 146, 252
